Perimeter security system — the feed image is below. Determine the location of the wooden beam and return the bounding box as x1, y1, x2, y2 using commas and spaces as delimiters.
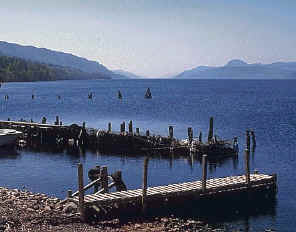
202, 154, 208, 192
142, 157, 149, 213
245, 149, 250, 186
78, 163, 85, 221
101, 166, 109, 193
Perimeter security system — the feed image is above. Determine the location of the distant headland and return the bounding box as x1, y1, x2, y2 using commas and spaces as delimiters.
174, 59, 296, 79
0, 41, 127, 82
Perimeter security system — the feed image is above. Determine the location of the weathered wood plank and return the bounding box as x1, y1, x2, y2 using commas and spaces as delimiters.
77, 174, 276, 205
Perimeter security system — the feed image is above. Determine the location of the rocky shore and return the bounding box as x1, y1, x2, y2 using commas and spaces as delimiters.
0, 187, 226, 232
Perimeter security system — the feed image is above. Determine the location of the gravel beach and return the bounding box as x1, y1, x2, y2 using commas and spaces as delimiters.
0, 187, 226, 232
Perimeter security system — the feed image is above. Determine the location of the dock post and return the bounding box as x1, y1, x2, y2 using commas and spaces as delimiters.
136, 128, 140, 136
202, 154, 208, 192
101, 166, 108, 193
67, 190, 73, 199
42, 117, 47, 124
55, 116, 59, 125
77, 163, 85, 221
129, 120, 133, 134
146, 130, 150, 137
199, 132, 202, 143
120, 123, 123, 134
142, 157, 149, 213
246, 130, 250, 150
168, 126, 174, 139
251, 130, 256, 147
188, 127, 193, 144
108, 122, 112, 133
208, 117, 214, 143
245, 149, 250, 186
122, 121, 126, 134
82, 122, 86, 129
94, 165, 101, 193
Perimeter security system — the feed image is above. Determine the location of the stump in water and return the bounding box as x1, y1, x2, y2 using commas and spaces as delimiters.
144, 88, 152, 99
118, 90, 122, 99
208, 117, 214, 143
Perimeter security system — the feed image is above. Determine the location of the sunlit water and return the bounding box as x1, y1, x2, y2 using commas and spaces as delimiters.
0, 79, 295, 231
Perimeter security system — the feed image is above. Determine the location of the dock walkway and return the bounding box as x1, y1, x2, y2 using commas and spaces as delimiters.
71, 173, 276, 206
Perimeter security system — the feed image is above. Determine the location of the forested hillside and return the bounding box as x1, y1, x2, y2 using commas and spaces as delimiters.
0, 56, 110, 82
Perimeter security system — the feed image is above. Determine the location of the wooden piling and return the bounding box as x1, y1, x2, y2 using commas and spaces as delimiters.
78, 163, 85, 221
67, 190, 73, 198
202, 154, 208, 192
82, 122, 86, 129
188, 127, 193, 144
120, 123, 124, 133
128, 120, 133, 134
55, 116, 60, 125
108, 122, 112, 133
136, 128, 140, 136
168, 126, 174, 139
146, 130, 150, 137
199, 132, 202, 143
208, 117, 214, 143
142, 157, 149, 213
246, 130, 251, 150
101, 166, 108, 193
42, 117, 47, 124
245, 149, 250, 186
94, 165, 101, 193
121, 121, 126, 133
251, 130, 256, 147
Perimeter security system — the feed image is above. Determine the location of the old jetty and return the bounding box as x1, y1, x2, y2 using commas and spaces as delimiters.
0, 117, 242, 157
63, 149, 277, 220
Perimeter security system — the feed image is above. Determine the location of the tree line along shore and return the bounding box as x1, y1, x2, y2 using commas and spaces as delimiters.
0, 55, 110, 83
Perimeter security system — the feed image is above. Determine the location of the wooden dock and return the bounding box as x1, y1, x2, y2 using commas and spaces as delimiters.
70, 173, 276, 207
64, 150, 276, 221
0, 117, 241, 157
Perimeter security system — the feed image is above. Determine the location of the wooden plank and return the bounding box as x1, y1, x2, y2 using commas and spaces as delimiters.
78, 174, 275, 206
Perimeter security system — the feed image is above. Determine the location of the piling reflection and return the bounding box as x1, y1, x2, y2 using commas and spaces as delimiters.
18, 142, 240, 170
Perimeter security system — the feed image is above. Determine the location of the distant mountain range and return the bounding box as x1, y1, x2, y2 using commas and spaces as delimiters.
175, 59, 296, 79
112, 69, 143, 79
0, 41, 126, 80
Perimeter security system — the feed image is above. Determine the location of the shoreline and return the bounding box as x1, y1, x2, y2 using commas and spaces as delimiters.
0, 187, 223, 232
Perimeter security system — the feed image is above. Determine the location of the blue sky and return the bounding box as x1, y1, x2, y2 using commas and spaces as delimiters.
1, 0, 295, 76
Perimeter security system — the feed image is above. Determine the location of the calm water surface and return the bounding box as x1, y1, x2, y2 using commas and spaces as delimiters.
0, 79, 295, 231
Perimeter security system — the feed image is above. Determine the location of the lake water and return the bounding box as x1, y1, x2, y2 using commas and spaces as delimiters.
0, 79, 295, 231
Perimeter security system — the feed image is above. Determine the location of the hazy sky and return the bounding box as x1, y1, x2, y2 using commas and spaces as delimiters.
1, 0, 295, 76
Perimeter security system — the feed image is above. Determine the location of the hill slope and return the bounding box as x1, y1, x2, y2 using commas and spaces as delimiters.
175, 59, 296, 79
112, 69, 144, 79
0, 41, 125, 79
0, 55, 110, 82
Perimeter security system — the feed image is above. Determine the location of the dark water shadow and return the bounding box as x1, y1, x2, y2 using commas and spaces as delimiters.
117, 189, 277, 231
0, 147, 20, 159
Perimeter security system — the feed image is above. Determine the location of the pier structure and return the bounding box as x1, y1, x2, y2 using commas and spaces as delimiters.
64, 151, 277, 220
0, 117, 238, 157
